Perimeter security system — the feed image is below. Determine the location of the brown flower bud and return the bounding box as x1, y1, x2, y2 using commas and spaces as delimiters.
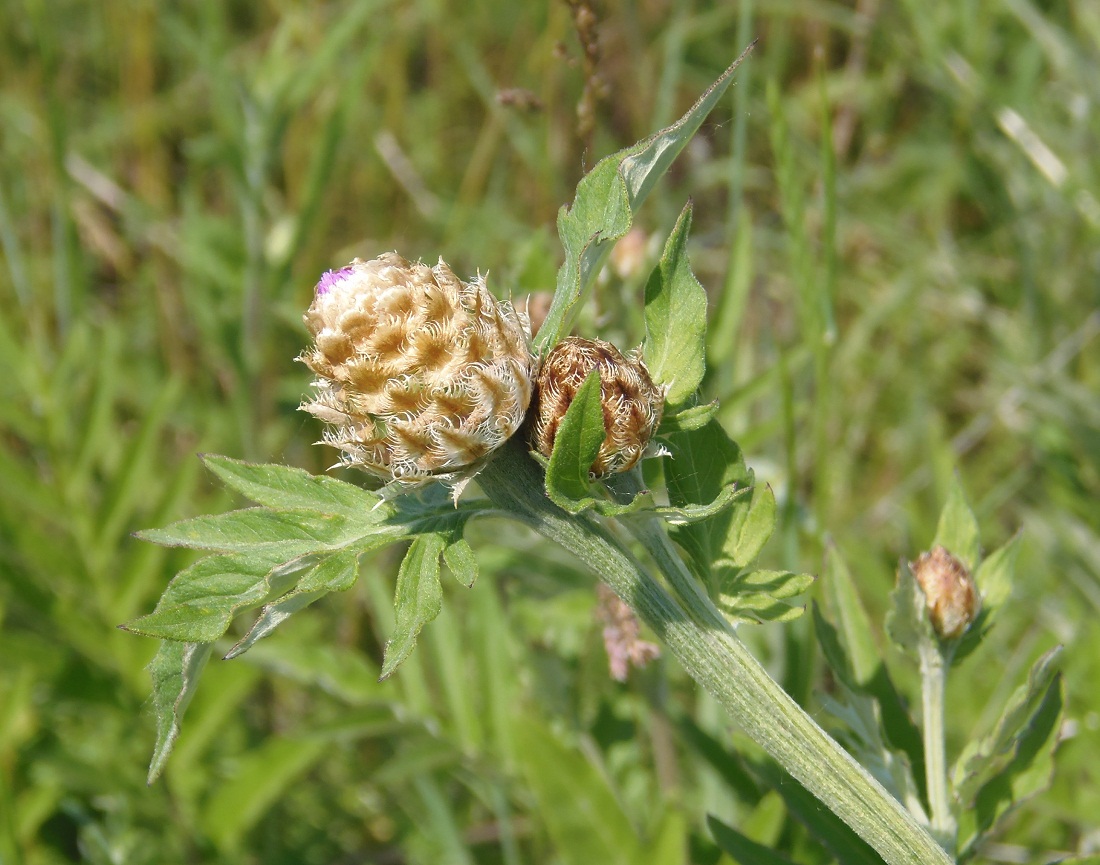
300, 253, 535, 488
529, 336, 664, 476
910, 546, 981, 640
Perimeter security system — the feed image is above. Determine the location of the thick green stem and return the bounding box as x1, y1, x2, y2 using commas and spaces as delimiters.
920, 639, 957, 852
478, 441, 953, 865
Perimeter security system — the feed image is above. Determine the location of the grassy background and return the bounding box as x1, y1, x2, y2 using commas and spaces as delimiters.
1, 0, 1098, 863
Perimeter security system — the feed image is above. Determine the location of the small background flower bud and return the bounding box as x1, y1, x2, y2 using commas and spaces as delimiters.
530, 336, 663, 476
300, 253, 534, 486
910, 545, 981, 640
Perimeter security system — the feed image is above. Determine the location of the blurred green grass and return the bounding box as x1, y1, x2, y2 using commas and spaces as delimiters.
1, 1, 1097, 863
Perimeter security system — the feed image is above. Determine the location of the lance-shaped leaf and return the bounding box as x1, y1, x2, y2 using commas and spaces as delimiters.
124, 520, 401, 644
650, 482, 745, 525
723, 481, 778, 571
657, 400, 718, 434
813, 605, 927, 821
443, 536, 477, 588
224, 549, 361, 659
122, 550, 308, 642
200, 736, 331, 850
953, 646, 1064, 806
821, 547, 881, 685
544, 369, 607, 514
718, 569, 815, 624
664, 419, 752, 580
147, 640, 214, 783
954, 532, 1020, 664
201, 454, 383, 515
604, 460, 743, 526
514, 716, 646, 865
721, 569, 814, 600
536, 43, 755, 350
133, 459, 498, 779
821, 547, 925, 794
135, 507, 367, 555
957, 665, 1063, 859
744, 755, 884, 865
707, 814, 799, 865
380, 533, 447, 680
644, 201, 707, 406
885, 559, 937, 659
933, 475, 981, 571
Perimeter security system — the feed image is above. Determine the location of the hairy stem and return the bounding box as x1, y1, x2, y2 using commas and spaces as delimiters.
920, 638, 957, 852
478, 440, 953, 865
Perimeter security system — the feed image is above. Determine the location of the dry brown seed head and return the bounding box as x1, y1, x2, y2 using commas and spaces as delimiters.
530, 336, 664, 476
300, 253, 535, 488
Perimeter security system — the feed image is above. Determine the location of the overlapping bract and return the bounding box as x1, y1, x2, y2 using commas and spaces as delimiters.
301, 253, 535, 486
530, 336, 663, 476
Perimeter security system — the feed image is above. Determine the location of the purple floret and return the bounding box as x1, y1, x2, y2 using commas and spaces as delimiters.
315, 266, 354, 295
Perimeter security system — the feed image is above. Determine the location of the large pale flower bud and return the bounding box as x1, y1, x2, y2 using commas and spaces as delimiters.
530, 336, 664, 477
910, 546, 981, 641
300, 253, 535, 487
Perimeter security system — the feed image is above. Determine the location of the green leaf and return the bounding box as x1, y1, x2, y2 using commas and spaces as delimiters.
648, 810, 688, 865
933, 475, 981, 571
676, 717, 762, 804
391, 488, 495, 536
651, 482, 745, 525
885, 559, 936, 659
201, 736, 330, 850
660, 418, 774, 585
380, 533, 446, 680
813, 602, 858, 691
122, 527, 386, 645
643, 201, 707, 406
514, 717, 644, 865
958, 669, 1063, 859
821, 546, 880, 685
954, 532, 1020, 663
657, 400, 719, 433
745, 755, 884, 865
722, 569, 815, 600
816, 562, 928, 805
147, 640, 214, 783
664, 419, 752, 579
953, 646, 1064, 806
443, 536, 477, 588
223, 550, 360, 659
724, 483, 778, 570
535, 45, 755, 350
814, 605, 927, 820
135, 507, 370, 555
974, 531, 1018, 611
544, 369, 606, 514
718, 592, 807, 624
816, 684, 927, 824
242, 643, 387, 708
201, 454, 382, 515
707, 814, 798, 865
122, 550, 305, 642
717, 565, 814, 624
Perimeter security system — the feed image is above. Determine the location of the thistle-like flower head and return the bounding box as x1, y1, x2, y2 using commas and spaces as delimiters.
300, 253, 535, 490
530, 336, 664, 477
